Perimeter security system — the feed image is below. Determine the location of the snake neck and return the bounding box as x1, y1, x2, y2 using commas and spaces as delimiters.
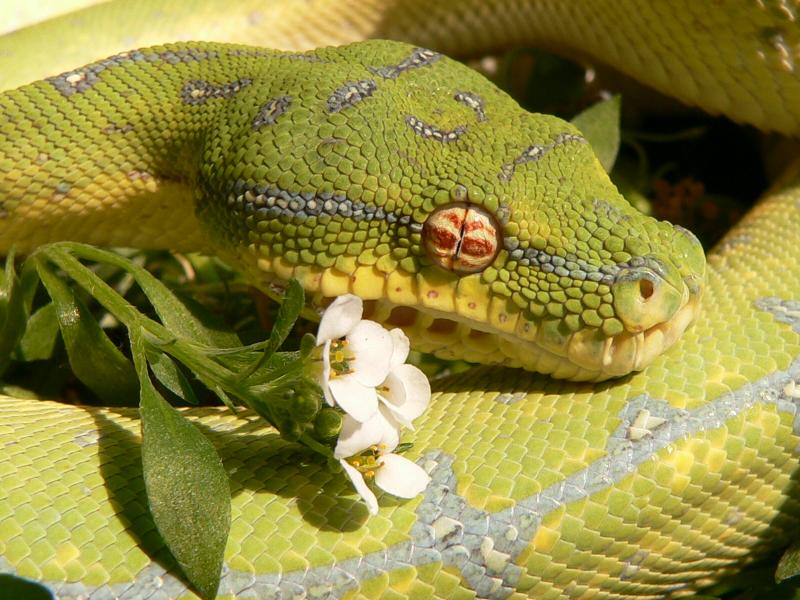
0, 43, 271, 254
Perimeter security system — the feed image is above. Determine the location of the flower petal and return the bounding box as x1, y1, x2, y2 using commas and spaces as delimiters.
328, 374, 378, 422
339, 459, 378, 515
388, 328, 411, 368
316, 294, 363, 344
347, 320, 393, 386
381, 364, 431, 423
321, 340, 335, 406
374, 454, 431, 498
335, 413, 381, 458
378, 395, 415, 430
334, 409, 400, 458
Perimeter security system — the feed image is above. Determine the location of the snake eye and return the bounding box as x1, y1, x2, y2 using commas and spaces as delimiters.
422, 203, 501, 273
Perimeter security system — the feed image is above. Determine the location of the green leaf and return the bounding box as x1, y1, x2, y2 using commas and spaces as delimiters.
264, 278, 305, 358
238, 278, 304, 380
0, 251, 39, 374
146, 350, 199, 405
58, 243, 239, 347
34, 258, 139, 405
17, 303, 60, 361
571, 95, 621, 173
133, 332, 230, 600
777, 542, 800, 583
0, 574, 54, 600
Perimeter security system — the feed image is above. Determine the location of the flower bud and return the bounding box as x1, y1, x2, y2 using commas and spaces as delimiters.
290, 380, 322, 422
313, 407, 343, 440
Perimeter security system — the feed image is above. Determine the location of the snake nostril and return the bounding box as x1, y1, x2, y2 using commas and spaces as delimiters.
639, 278, 655, 300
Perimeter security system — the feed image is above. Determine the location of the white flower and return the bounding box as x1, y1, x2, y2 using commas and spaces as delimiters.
373, 454, 431, 498
317, 295, 429, 426
326, 307, 431, 457
316, 295, 396, 422
333, 359, 431, 459
377, 336, 431, 429
339, 458, 378, 515
317, 293, 433, 514
338, 453, 431, 516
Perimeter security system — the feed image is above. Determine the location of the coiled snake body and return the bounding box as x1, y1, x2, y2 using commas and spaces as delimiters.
1, 1, 800, 598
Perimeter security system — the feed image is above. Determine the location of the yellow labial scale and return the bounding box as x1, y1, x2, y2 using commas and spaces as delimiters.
291, 264, 325, 293
417, 268, 458, 312
350, 265, 387, 299
272, 256, 296, 281
321, 267, 352, 298
487, 296, 518, 334
386, 270, 419, 306
454, 274, 491, 323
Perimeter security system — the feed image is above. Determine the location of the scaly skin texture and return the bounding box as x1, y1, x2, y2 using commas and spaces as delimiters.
0, 40, 704, 380
2, 0, 800, 135
0, 1, 799, 599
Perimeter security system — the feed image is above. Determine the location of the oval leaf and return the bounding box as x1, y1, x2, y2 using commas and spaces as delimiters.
777, 541, 800, 583
147, 349, 199, 405
62, 243, 240, 347
0, 574, 54, 600
0, 251, 40, 374
17, 303, 59, 361
571, 95, 621, 173
132, 333, 230, 600
35, 258, 139, 405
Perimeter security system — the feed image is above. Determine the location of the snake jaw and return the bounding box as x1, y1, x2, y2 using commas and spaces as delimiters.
375, 247, 705, 381
591, 284, 702, 379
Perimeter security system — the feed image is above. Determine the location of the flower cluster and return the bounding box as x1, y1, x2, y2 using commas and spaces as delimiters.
316, 295, 431, 514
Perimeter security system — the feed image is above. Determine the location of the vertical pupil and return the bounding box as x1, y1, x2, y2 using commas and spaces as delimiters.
422, 203, 501, 273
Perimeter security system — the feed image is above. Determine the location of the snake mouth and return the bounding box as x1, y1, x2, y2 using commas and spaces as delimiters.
356, 275, 702, 382
562, 288, 701, 380
245, 249, 702, 382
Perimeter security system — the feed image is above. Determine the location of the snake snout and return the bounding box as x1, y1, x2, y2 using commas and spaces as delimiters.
612, 258, 688, 334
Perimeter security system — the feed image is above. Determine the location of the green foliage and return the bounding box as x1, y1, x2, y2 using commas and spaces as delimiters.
571, 95, 621, 173
0, 250, 39, 375
1, 242, 334, 596
237, 278, 305, 379
35, 257, 139, 405
146, 350, 199, 405
16, 303, 59, 361
133, 332, 230, 600
778, 542, 800, 584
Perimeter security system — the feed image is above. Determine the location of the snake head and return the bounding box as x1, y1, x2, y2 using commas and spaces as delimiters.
401, 103, 707, 380
206, 40, 706, 381
401, 118, 707, 380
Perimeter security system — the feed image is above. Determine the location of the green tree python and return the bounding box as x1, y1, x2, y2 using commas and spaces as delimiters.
2, 1, 800, 598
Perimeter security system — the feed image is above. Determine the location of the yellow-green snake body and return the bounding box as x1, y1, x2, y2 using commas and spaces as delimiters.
1, 1, 800, 598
